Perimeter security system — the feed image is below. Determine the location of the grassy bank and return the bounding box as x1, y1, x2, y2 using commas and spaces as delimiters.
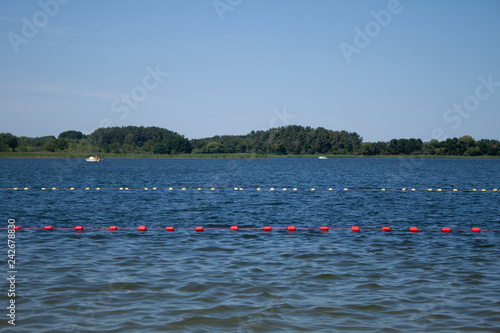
1, 152, 499, 159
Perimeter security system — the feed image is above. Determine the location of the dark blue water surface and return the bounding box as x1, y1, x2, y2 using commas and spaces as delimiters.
1, 157, 499, 332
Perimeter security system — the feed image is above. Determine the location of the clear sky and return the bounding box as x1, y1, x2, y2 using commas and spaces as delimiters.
1, 0, 499, 142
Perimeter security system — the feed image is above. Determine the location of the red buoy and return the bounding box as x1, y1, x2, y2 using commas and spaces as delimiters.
441, 227, 451, 233
351, 226, 360, 232
263, 226, 271, 232
382, 226, 391, 232
166, 227, 174, 232
287, 226, 296, 232
320, 226, 329, 232
138, 226, 146, 232
471, 227, 481, 233
75, 226, 84, 231
109, 226, 117, 231
195, 226, 204, 232
409, 227, 418, 233
44, 226, 53, 230
230, 226, 238, 231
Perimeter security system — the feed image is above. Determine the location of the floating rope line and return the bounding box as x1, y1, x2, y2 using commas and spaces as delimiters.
1, 187, 499, 192
4, 225, 498, 233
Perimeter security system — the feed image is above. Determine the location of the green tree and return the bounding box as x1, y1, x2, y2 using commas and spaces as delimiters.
153, 143, 168, 154
361, 142, 378, 155
464, 147, 482, 156
457, 135, 477, 155
405, 138, 423, 154
486, 144, 499, 156
43, 142, 57, 152
375, 141, 390, 155
271, 139, 286, 154
57, 138, 68, 150
0, 133, 18, 151
58, 130, 83, 140
423, 139, 439, 155
442, 138, 459, 155
388, 139, 399, 155
206, 141, 222, 153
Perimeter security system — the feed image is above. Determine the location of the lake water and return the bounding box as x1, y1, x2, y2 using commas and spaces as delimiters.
1, 157, 499, 332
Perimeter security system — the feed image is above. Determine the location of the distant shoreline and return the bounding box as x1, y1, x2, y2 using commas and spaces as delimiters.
1, 152, 499, 159
3, 126, 499, 158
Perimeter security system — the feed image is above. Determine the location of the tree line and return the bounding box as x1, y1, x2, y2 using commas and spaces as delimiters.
1, 125, 499, 156
190, 126, 363, 155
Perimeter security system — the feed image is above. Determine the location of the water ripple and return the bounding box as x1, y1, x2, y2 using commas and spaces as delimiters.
1, 158, 500, 332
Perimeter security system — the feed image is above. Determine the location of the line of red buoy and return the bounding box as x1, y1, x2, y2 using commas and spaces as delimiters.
7, 225, 485, 233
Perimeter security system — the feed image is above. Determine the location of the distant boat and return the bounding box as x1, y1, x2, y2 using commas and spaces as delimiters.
85, 156, 102, 162
318, 156, 327, 159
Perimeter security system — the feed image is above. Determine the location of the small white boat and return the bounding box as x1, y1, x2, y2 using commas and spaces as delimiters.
85, 156, 102, 162
318, 156, 327, 159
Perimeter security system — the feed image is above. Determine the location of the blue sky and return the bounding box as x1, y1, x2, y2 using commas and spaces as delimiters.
1, 0, 499, 142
